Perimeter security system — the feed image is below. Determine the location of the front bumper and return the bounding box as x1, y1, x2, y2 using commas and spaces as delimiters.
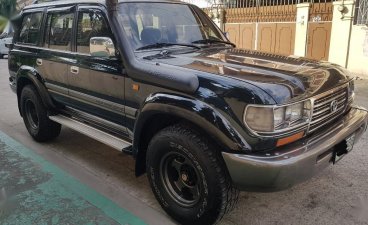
222, 107, 368, 192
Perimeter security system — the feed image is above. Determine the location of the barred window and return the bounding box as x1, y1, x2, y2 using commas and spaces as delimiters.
355, 0, 368, 25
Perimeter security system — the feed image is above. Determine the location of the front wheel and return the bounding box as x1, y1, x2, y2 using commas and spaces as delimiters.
20, 85, 61, 142
146, 124, 239, 225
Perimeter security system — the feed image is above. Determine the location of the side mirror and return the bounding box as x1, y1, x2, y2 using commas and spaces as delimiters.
90, 37, 116, 58
224, 32, 230, 40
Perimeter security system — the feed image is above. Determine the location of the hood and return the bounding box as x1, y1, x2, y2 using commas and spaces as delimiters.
143, 48, 352, 104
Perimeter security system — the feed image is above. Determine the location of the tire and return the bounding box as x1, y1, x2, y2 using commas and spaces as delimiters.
20, 85, 61, 142
146, 124, 239, 225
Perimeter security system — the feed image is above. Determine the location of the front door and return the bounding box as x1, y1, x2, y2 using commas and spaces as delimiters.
67, 6, 126, 128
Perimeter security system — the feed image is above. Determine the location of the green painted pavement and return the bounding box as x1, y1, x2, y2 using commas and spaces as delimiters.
0, 131, 147, 225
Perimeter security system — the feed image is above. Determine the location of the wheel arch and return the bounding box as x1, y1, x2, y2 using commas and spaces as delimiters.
16, 66, 55, 115
133, 93, 251, 176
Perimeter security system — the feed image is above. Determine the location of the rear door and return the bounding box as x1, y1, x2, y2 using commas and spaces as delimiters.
10, 9, 44, 76
67, 5, 126, 128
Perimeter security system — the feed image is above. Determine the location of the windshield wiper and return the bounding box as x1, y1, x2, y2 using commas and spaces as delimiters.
192, 39, 236, 47
136, 42, 200, 51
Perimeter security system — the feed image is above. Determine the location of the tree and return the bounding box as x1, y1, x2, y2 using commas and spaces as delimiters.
0, 0, 17, 19
0, 16, 7, 32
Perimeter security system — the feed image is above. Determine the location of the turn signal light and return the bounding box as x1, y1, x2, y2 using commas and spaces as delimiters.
276, 131, 304, 147
132, 84, 140, 91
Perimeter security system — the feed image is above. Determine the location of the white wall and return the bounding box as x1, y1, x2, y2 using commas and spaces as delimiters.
181, 0, 212, 8
325, 0, 368, 78
347, 26, 368, 77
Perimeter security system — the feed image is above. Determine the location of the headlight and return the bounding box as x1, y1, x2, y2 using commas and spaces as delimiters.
244, 100, 312, 133
244, 106, 274, 132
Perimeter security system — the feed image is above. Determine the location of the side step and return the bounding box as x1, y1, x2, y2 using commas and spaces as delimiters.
49, 115, 132, 151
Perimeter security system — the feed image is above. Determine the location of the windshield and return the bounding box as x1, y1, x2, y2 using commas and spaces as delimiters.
118, 3, 226, 51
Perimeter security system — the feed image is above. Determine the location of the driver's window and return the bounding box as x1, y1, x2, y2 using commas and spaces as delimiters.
77, 10, 113, 54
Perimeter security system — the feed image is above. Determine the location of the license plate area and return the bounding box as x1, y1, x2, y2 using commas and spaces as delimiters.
332, 133, 356, 164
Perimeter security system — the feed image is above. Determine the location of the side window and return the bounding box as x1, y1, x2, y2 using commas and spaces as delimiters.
44, 12, 74, 51
77, 10, 112, 54
18, 12, 43, 45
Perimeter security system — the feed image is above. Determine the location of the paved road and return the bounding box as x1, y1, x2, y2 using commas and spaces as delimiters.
0, 58, 367, 225
0, 131, 146, 225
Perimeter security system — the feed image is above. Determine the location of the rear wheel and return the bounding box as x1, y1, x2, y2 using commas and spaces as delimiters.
146, 124, 239, 225
20, 85, 61, 142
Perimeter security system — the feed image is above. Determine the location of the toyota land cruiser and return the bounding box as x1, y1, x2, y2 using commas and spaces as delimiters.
7, 0, 368, 224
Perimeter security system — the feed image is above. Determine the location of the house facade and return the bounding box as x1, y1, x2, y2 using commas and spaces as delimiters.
189, 0, 368, 78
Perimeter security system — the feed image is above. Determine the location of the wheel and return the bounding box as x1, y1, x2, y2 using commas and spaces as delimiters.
20, 85, 61, 142
146, 124, 239, 225
0, 54, 3, 59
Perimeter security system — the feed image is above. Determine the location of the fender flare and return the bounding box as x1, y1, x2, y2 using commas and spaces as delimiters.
133, 93, 251, 170
16, 66, 55, 113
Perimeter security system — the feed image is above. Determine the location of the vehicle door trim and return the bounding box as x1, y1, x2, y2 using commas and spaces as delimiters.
45, 81, 125, 116
125, 106, 137, 119
45, 82, 68, 95
69, 89, 125, 116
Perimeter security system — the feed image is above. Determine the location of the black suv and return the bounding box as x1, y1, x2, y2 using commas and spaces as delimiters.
8, 0, 368, 224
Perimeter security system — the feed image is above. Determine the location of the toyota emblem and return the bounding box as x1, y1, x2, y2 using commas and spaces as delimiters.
330, 100, 338, 113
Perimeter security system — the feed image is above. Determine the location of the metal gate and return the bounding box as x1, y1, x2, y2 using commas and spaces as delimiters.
218, 0, 334, 59
223, 0, 297, 56
306, 1, 334, 60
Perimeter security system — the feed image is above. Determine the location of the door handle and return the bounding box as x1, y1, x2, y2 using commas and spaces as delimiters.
36, 58, 42, 66
70, 66, 79, 75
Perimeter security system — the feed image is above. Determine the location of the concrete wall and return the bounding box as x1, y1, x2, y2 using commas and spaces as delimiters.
328, 1, 355, 67
347, 25, 368, 78
328, 0, 368, 78
294, 3, 310, 57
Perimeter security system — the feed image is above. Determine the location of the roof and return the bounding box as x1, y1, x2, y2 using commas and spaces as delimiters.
23, 0, 186, 10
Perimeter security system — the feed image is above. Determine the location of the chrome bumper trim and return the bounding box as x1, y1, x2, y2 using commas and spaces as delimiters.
223, 107, 368, 192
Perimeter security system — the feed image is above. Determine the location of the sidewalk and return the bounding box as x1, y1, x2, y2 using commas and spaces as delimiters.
0, 131, 146, 225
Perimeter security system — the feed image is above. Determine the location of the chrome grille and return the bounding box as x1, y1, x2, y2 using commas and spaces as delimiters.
309, 86, 348, 133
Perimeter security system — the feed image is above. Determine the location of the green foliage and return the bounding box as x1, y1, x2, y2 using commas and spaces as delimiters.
0, 16, 7, 33
0, 0, 17, 19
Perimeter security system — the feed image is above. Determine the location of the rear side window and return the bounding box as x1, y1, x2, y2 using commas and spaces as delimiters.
18, 12, 43, 45
44, 12, 74, 51
77, 10, 112, 54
